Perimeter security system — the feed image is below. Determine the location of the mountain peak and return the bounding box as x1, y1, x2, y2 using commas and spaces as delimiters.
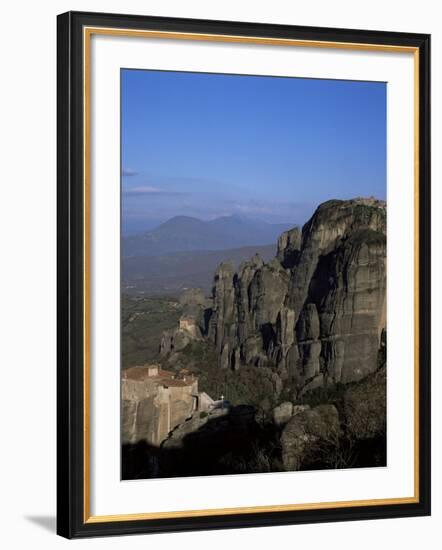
159, 215, 203, 225
123, 214, 294, 257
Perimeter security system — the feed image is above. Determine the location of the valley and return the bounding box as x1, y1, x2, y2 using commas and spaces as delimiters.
121, 198, 387, 479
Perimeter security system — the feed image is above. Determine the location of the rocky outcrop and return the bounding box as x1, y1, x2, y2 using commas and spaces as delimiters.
281, 404, 341, 470
272, 401, 294, 426
160, 288, 209, 356
343, 364, 386, 440
206, 255, 291, 372
272, 402, 311, 427
204, 198, 386, 394
160, 328, 193, 355
277, 227, 301, 268
162, 405, 257, 450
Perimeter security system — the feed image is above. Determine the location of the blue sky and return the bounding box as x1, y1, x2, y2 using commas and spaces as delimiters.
121, 69, 386, 232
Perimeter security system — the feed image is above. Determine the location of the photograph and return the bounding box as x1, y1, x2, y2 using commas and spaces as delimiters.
120, 69, 388, 480
0, 1, 435, 545
54, 8, 430, 539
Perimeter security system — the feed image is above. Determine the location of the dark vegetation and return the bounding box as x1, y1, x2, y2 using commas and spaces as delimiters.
169, 341, 281, 410
122, 408, 284, 479
123, 428, 386, 480
122, 293, 386, 478
122, 396, 385, 480
121, 294, 182, 368
292, 378, 386, 470
122, 244, 275, 295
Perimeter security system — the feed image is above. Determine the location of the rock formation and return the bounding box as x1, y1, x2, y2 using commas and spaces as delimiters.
204, 198, 386, 394
160, 288, 209, 356
161, 405, 257, 456
272, 401, 294, 426
343, 363, 386, 440
280, 404, 341, 470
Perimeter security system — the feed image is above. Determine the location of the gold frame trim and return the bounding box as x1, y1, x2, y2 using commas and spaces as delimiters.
83, 26, 420, 524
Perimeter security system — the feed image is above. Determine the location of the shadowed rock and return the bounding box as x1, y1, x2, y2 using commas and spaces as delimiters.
204, 198, 386, 393
281, 404, 341, 470
343, 364, 386, 440
277, 226, 301, 268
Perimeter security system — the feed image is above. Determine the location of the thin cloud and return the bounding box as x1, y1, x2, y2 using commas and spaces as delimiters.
122, 168, 139, 177
124, 186, 186, 197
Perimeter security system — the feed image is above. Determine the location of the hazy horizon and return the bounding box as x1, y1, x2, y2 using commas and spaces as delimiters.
123, 211, 301, 236
122, 69, 386, 234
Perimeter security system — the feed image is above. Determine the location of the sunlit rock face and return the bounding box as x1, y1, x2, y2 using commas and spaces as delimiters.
205, 198, 386, 393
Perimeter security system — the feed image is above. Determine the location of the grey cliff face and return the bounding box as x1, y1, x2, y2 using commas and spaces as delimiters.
205, 198, 386, 394
277, 227, 301, 268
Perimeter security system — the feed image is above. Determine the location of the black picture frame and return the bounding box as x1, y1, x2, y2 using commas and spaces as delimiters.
57, 10, 431, 539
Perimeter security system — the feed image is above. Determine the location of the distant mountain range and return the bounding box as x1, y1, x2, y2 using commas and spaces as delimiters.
122, 215, 294, 258
122, 244, 276, 295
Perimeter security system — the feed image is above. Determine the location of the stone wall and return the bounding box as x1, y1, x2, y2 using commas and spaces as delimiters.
122, 366, 198, 445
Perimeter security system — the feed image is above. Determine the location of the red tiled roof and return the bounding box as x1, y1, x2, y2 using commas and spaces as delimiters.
123, 366, 151, 380
124, 365, 166, 381
123, 366, 194, 386
158, 369, 174, 378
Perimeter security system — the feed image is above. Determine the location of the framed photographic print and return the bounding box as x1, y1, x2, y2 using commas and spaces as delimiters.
57, 11, 431, 538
